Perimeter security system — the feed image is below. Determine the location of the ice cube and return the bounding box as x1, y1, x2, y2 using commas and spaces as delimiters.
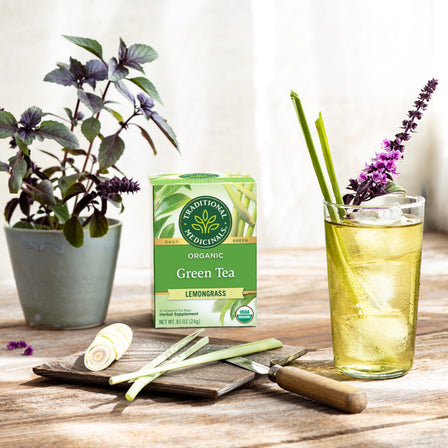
349, 205, 404, 226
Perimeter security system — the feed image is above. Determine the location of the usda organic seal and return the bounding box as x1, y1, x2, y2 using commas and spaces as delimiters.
179, 196, 232, 249
235, 305, 254, 324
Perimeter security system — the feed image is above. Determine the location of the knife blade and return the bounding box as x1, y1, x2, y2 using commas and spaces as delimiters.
225, 356, 367, 414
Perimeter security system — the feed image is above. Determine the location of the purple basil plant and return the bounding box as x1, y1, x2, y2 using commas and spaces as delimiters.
0, 36, 179, 247
343, 79, 438, 206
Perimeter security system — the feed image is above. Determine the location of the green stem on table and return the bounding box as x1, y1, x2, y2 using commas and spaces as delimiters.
126, 336, 209, 401
110, 338, 283, 384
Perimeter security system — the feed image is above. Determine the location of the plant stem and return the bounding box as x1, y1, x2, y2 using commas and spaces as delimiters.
315, 113, 343, 205
61, 99, 81, 173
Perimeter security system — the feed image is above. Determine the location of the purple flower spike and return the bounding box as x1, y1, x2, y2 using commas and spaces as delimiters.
6, 341, 19, 350
23, 345, 34, 356
18, 340, 28, 348
344, 79, 438, 205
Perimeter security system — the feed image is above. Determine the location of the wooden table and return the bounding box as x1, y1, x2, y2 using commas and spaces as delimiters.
1, 232, 447, 447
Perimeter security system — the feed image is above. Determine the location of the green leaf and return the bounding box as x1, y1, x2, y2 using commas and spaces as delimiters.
4, 198, 19, 223
77, 90, 104, 114
36, 120, 79, 149
0, 161, 9, 172
32, 180, 56, 206
151, 113, 179, 151
155, 193, 190, 217
159, 223, 175, 239
98, 134, 125, 169
104, 107, 124, 122
90, 209, 109, 238
58, 174, 79, 196
154, 215, 170, 238
63, 182, 86, 202
14, 135, 29, 156
8, 157, 27, 193
50, 198, 70, 224
63, 216, 84, 247
386, 182, 407, 193
81, 117, 101, 142
63, 35, 103, 60
0, 111, 18, 138
129, 77, 162, 104
126, 43, 158, 66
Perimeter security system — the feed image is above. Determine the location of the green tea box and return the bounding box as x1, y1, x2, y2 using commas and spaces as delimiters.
150, 173, 257, 328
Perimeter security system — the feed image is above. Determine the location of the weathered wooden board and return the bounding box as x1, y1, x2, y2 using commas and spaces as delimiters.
32, 330, 305, 398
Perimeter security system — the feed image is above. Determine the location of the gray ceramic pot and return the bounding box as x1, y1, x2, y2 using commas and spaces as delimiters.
4, 220, 122, 329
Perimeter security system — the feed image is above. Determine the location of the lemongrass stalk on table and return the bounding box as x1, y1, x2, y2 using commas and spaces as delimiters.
110, 338, 283, 385
125, 336, 209, 401
110, 329, 204, 385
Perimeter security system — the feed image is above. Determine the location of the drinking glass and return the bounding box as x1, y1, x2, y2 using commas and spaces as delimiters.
324, 195, 425, 379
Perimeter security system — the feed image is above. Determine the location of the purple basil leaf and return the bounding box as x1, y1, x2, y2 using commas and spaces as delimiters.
118, 37, 127, 62
19, 106, 42, 128
0, 111, 18, 138
114, 80, 135, 104
84, 59, 108, 89
137, 93, 154, 118
8, 156, 27, 193
98, 134, 125, 170
32, 180, 56, 206
77, 90, 104, 114
108, 57, 129, 82
35, 120, 79, 149
43, 67, 77, 87
69, 57, 85, 80
151, 112, 179, 151
4, 198, 20, 223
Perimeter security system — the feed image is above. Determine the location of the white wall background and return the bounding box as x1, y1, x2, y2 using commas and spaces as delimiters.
1, 0, 447, 281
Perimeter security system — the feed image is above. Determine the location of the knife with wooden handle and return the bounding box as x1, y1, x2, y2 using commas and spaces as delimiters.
225, 356, 367, 414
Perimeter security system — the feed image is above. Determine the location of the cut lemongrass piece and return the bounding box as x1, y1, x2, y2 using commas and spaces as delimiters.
109, 329, 204, 384
110, 338, 283, 385
84, 323, 133, 371
84, 336, 116, 371
125, 336, 210, 401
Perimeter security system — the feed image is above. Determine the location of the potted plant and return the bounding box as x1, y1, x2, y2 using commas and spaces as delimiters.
0, 35, 179, 329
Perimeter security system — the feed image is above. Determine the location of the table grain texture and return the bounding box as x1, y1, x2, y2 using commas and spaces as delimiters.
1, 232, 447, 448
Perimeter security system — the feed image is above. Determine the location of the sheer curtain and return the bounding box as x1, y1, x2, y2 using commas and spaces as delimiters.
0, 0, 446, 281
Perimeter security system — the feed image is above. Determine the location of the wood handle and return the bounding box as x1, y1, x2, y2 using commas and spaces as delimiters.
273, 366, 367, 413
